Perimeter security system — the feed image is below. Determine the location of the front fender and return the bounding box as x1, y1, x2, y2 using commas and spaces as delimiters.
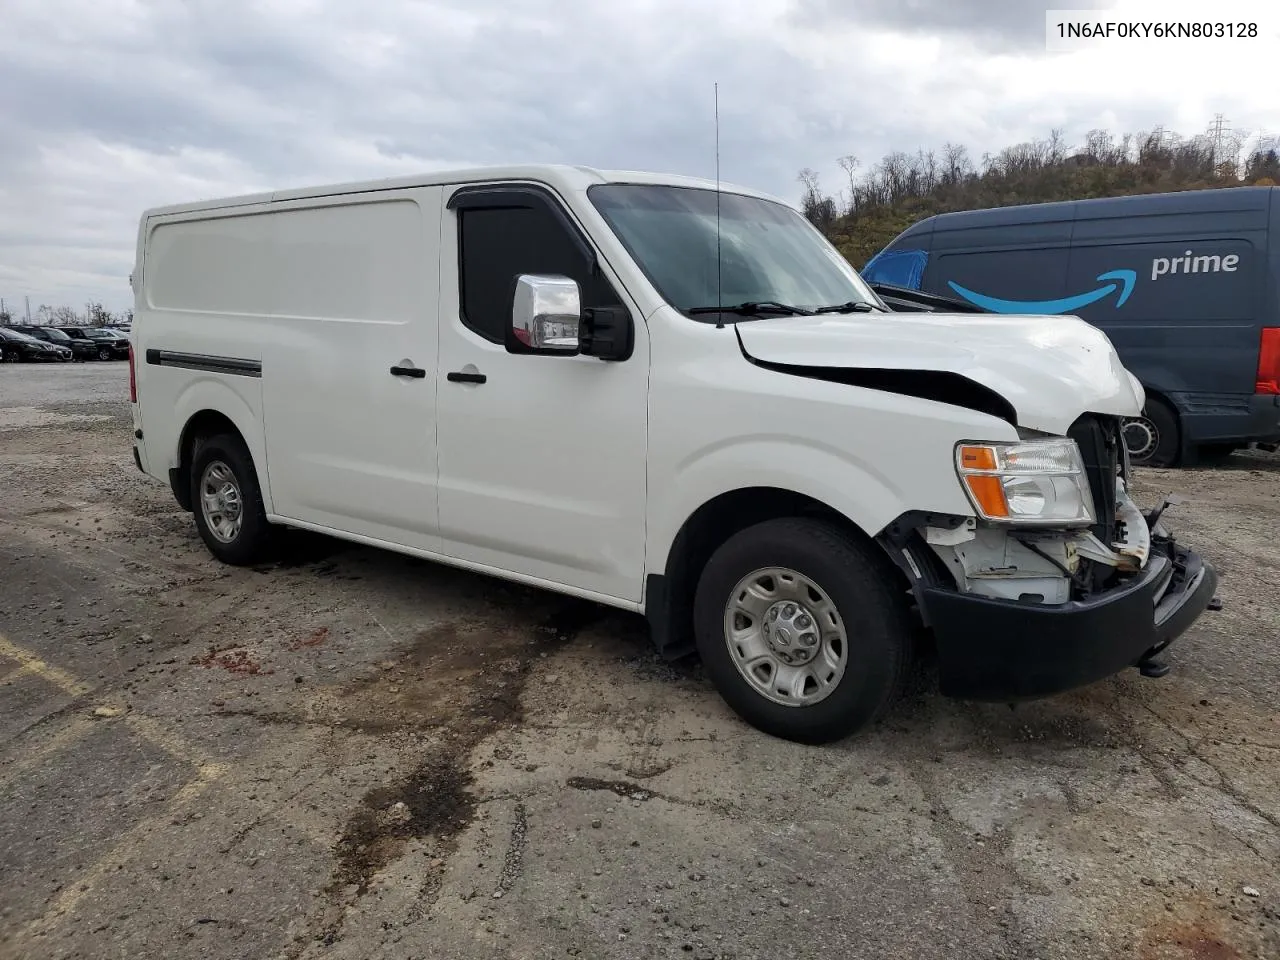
646, 433, 976, 577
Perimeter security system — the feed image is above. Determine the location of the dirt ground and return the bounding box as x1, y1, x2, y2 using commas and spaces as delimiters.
1, 361, 1278, 960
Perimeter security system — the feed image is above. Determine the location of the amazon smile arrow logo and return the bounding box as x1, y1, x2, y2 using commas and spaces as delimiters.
946, 269, 1137, 314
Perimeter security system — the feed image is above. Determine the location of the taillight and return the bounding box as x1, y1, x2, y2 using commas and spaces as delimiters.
1258, 327, 1280, 395
128, 344, 137, 402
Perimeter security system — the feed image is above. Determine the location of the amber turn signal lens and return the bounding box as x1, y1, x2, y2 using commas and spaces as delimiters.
962, 475, 1009, 518
958, 445, 998, 471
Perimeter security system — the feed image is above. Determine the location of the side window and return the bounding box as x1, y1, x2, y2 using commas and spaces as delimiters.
862, 247, 929, 290
458, 202, 620, 343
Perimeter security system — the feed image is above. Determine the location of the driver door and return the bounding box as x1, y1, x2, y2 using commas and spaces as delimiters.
434, 183, 650, 604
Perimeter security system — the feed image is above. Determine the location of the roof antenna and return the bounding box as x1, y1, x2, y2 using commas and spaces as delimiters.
714, 81, 725, 330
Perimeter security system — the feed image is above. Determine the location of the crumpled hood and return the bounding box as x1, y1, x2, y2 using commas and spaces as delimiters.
736, 312, 1144, 435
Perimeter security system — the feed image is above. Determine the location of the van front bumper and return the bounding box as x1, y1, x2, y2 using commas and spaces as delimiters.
921, 535, 1218, 701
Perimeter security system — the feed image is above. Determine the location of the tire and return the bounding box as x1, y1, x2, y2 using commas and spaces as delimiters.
97, 347, 112, 361
1122, 397, 1180, 467
1, 349, 17, 363
189, 432, 277, 565
692, 517, 913, 744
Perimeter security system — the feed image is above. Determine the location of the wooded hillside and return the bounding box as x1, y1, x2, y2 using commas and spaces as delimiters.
799, 124, 1280, 269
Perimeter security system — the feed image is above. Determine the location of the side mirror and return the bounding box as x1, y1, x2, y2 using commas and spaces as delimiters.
508, 274, 581, 355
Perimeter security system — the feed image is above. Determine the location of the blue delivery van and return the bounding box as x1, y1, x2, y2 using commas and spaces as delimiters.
861, 186, 1280, 466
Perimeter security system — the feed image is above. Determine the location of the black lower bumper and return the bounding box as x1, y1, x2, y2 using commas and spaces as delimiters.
923, 536, 1218, 701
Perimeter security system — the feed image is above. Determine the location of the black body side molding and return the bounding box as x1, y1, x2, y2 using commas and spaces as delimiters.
145, 349, 262, 378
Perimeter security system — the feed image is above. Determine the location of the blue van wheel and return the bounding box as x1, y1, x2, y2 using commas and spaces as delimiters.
1123, 398, 1179, 468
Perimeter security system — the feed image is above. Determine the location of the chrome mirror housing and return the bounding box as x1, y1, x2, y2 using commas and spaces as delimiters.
510, 274, 581, 354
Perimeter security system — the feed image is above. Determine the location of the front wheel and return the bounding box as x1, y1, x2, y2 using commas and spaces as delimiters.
1, 349, 18, 363
693, 517, 913, 744
190, 433, 277, 565
97, 347, 112, 361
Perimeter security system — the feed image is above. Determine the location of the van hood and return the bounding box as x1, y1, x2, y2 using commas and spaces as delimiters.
735, 311, 1143, 436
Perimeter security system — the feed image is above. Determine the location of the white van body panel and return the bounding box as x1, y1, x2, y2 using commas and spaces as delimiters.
434, 182, 651, 603
256, 189, 443, 551
641, 306, 1015, 577
734, 312, 1145, 436
133, 209, 276, 510
130, 162, 1143, 618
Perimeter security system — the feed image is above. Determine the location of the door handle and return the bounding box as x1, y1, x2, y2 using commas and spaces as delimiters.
447, 371, 487, 384
390, 365, 426, 378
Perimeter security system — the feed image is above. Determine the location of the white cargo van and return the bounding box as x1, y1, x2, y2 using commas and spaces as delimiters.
128, 164, 1220, 743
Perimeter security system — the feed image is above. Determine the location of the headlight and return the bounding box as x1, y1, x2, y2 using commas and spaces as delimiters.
955, 438, 1095, 525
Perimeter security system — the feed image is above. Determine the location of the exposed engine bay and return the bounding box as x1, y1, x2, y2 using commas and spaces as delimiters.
923, 476, 1150, 605
922, 412, 1151, 605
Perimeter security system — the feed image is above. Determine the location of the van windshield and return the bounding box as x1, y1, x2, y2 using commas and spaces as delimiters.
587, 184, 883, 319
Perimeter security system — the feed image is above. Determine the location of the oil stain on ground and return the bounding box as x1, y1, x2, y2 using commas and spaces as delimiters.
327, 598, 606, 907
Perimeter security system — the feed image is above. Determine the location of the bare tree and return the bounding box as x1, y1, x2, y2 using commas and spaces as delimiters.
837, 155, 859, 215
35, 304, 81, 326
941, 142, 971, 186
806, 120, 1271, 268
796, 168, 836, 229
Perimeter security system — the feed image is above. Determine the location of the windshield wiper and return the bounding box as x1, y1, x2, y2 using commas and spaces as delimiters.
686, 301, 813, 317
813, 301, 883, 314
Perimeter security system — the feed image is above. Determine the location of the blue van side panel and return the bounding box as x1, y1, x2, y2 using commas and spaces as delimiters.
1064, 194, 1268, 439
928, 215, 1074, 306
873, 187, 1278, 447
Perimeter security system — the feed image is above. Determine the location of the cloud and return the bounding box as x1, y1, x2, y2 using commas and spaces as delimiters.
789, 0, 1118, 51
0, 0, 1277, 313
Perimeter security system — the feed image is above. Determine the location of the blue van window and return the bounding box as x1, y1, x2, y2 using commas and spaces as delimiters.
861, 248, 928, 290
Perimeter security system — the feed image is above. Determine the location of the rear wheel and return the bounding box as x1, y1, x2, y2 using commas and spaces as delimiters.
1122, 396, 1180, 467
692, 517, 912, 744
190, 432, 276, 565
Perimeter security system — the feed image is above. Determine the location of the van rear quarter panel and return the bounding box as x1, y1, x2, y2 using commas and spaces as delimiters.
136, 209, 275, 507
135, 190, 440, 534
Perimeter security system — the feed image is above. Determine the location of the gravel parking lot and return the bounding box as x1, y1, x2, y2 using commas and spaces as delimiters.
1, 362, 1277, 960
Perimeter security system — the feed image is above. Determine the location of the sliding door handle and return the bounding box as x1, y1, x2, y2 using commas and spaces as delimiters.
447, 371, 487, 384
390, 364, 426, 378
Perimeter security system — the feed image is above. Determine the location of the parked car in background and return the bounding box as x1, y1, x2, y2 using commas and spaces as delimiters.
59, 326, 130, 360
8, 324, 96, 361
0, 327, 73, 362
860, 186, 1280, 466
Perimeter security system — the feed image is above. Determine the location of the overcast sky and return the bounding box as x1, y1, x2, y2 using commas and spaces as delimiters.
1, 0, 1277, 315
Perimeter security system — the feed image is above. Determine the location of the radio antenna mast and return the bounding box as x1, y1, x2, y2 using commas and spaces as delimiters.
714, 81, 724, 329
